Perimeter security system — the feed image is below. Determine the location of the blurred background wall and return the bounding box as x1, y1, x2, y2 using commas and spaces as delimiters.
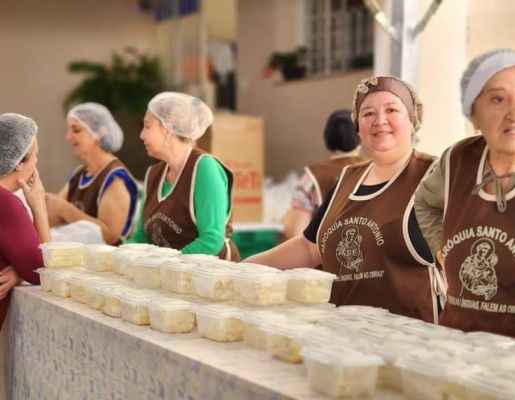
0, 0, 156, 191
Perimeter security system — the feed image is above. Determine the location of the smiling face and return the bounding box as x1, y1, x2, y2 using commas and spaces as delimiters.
357, 91, 413, 158
65, 117, 99, 157
471, 66, 515, 157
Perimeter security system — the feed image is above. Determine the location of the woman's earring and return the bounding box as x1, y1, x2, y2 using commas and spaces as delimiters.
164, 135, 171, 146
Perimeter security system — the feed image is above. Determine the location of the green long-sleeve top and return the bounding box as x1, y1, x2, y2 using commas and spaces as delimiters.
126, 156, 229, 255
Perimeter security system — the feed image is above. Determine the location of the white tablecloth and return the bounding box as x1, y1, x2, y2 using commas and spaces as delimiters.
1, 286, 404, 400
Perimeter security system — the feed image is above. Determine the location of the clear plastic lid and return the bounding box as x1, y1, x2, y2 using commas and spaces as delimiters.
287, 306, 336, 323
238, 309, 289, 325
260, 319, 315, 339
233, 269, 287, 283
117, 291, 161, 304
285, 268, 336, 281
371, 339, 428, 362
160, 261, 196, 272
119, 243, 156, 250
191, 265, 234, 277
396, 349, 477, 379
302, 344, 384, 368
465, 331, 515, 349
39, 242, 84, 250
148, 247, 181, 257
193, 303, 242, 319
399, 321, 465, 338
179, 254, 219, 263
236, 262, 281, 273
130, 256, 166, 268
84, 244, 117, 254
145, 298, 193, 311
461, 370, 515, 399
336, 305, 389, 315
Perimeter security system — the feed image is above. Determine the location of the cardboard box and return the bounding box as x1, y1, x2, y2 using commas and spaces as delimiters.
197, 114, 264, 222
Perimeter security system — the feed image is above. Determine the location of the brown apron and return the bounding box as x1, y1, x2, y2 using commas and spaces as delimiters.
306, 156, 365, 213
439, 136, 515, 336
143, 147, 240, 261
317, 151, 439, 322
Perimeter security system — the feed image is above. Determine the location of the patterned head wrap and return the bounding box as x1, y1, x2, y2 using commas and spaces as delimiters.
352, 76, 423, 132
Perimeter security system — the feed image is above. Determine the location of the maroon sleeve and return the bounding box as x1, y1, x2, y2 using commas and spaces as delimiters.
0, 191, 42, 284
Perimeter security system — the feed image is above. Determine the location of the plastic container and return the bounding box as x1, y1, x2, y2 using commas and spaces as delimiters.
119, 243, 156, 251
160, 261, 196, 294
50, 271, 80, 297
68, 275, 103, 304
285, 268, 336, 303
191, 266, 235, 301
462, 371, 515, 400
101, 287, 129, 318
194, 304, 243, 342
302, 345, 383, 398
234, 270, 288, 306
262, 319, 315, 363
148, 247, 181, 258
113, 249, 138, 275
239, 310, 289, 350
399, 321, 465, 338
131, 257, 163, 289
83, 244, 117, 272
178, 254, 219, 265
397, 351, 478, 400
119, 293, 158, 325
371, 339, 429, 392
36, 268, 53, 291
287, 304, 336, 324
39, 242, 84, 268
465, 331, 515, 351
147, 299, 195, 333
336, 305, 389, 316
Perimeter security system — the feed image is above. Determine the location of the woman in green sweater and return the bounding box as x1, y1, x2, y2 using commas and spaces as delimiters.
126, 92, 240, 261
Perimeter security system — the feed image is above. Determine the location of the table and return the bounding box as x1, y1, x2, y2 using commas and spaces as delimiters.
1, 286, 404, 400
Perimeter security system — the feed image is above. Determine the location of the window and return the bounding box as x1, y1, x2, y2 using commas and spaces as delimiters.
306, 0, 374, 75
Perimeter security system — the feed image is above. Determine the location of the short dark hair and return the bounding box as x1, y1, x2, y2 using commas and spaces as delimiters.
323, 109, 360, 152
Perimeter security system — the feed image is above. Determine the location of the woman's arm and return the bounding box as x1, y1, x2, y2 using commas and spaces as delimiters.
0, 190, 44, 284
46, 177, 131, 245
414, 150, 448, 258
124, 194, 150, 243
282, 207, 313, 239
181, 156, 228, 255
47, 183, 68, 227
245, 236, 321, 269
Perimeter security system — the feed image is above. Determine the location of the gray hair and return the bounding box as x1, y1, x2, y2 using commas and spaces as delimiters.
461, 49, 515, 117
67, 103, 123, 152
0, 113, 38, 176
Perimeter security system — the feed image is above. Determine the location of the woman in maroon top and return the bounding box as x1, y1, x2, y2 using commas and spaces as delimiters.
0, 113, 51, 329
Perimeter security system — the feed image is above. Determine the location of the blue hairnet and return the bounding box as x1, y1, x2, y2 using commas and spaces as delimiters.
67, 103, 123, 152
0, 113, 38, 176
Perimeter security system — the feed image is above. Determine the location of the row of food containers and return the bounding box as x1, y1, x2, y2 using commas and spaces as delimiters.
39, 242, 336, 305
37, 243, 515, 400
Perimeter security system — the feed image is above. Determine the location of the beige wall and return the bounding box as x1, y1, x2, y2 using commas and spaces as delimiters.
203, 0, 236, 40
0, 0, 156, 191
237, 0, 371, 180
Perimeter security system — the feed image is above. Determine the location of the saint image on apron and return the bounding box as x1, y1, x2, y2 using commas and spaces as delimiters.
336, 225, 363, 274
458, 238, 498, 301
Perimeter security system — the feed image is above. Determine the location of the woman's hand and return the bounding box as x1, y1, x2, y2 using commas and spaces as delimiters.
0, 266, 21, 300
18, 169, 46, 215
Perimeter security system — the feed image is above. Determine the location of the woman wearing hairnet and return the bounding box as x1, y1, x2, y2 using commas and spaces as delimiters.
0, 113, 50, 329
415, 49, 515, 336
246, 77, 441, 322
46, 103, 138, 245
126, 92, 240, 261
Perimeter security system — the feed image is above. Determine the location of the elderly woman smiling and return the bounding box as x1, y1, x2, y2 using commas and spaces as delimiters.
0, 113, 50, 329
247, 76, 441, 322
415, 49, 515, 336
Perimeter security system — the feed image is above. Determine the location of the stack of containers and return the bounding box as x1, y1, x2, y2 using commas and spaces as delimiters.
190, 265, 236, 301
238, 310, 289, 350
83, 244, 118, 272
39, 242, 84, 268
119, 290, 163, 325
160, 259, 197, 294
131, 256, 167, 289
233, 269, 288, 306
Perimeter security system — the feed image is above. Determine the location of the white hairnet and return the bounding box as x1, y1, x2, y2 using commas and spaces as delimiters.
0, 113, 38, 176
148, 92, 213, 140
67, 102, 123, 152
461, 49, 515, 117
